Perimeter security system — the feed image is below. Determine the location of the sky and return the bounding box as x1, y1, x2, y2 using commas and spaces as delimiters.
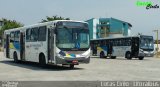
0, 0, 160, 39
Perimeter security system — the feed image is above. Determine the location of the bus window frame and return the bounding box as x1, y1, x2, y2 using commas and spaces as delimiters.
38, 26, 47, 41
10, 31, 15, 43
30, 27, 39, 42
26, 28, 31, 42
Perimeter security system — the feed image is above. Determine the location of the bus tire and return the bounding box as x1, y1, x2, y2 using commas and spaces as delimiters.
100, 51, 105, 58
139, 56, 144, 60
39, 54, 46, 68
13, 52, 18, 63
70, 64, 74, 69
111, 56, 116, 59
126, 52, 132, 60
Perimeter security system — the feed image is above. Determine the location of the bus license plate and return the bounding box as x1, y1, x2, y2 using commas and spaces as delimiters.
72, 60, 78, 64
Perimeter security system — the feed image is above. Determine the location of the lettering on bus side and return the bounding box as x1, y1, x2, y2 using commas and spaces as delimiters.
26, 43, 42, 48
30, 44, 42, 48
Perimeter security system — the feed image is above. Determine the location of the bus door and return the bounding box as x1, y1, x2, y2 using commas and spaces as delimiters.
48, 29, 55, 63
107, 43, 113, 56
6, 34, 10, 58
131, 37, 139, 57
93, 41, 98, 55
20, 33, 25, 60
90, 41, 97, 56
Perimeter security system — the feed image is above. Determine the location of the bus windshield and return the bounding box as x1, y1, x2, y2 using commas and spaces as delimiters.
140, 36, 154, 51
56, 28, 89, 50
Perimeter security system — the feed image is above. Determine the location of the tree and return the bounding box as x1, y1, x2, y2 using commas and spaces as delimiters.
41, 15, 70, 23
0, 18, 24, 38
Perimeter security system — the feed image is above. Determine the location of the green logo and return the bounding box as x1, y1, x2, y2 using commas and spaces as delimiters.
136, 0, 159, 9
136, 0, 153, 6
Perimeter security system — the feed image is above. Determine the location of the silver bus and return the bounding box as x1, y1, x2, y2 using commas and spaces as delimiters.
91, 35, 154, 60
3, 20, 90, 68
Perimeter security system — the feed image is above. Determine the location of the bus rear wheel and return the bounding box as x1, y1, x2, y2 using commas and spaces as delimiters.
39, 54, 46, 68
111, 56, 116, 59
13, 52, 18, 63
126, 52, 132, 60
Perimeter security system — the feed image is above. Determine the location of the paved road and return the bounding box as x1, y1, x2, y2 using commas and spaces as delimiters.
0, 52, 160, 81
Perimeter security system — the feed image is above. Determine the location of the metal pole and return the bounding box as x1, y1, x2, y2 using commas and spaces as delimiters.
156, 30, 159, 50
153, 30, 159, 57
156, 30, 159, 57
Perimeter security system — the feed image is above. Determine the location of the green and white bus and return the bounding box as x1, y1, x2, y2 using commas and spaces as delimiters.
90, 35, 154, 60
3, 20, 90, 68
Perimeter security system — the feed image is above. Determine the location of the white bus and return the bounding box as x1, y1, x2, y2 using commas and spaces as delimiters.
3, 20, 90, 68
90, 35, 154, 60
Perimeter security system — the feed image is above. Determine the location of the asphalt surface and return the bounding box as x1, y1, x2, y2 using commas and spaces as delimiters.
0, 52, 160, 81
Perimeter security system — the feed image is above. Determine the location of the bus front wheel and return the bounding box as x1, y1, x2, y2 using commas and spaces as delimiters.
139, 56, 144, 60
126, 52, 132, 60
111, 56, 116, 59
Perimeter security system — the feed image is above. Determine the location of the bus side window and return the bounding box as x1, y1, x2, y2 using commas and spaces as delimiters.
128, 38, 132, 46
100, 40, 105, 46
121, 39, 124, 46
109, 40, 112, 46
38, 26, 46, 41
31, 27, 39, 41
122, 39, 125, 46
26, 29, 31, 42
119, 39, 122, 46
97, 41, 100, 47
124, 39, 127, 46
114, 40, 117, 46
128, 39, 131, 46
15, 31, 20, 42
10, 32, 15, 43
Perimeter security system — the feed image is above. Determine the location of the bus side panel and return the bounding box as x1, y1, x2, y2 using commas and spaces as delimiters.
9, 41, 21, 59
112, 46, 131, 57
97, 46, 108, 56
25, 40, 48, 62
25, 42, 31, 61
25, 27, 48, 63
37, 41, 48, 63
37, 27, 48, 63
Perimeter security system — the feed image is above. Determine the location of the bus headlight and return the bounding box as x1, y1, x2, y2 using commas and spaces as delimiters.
139, 49, 144, 53
81, 48, 90, 58
57, 54, 65, 59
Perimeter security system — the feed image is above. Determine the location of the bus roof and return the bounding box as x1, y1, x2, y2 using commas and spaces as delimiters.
90, 35, 153, 41
90, 36, 136, 41
4, 20, 88, 33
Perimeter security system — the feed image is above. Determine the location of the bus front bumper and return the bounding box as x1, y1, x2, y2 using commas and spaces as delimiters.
137, 52, 145, 58
56, 56, 90, 65
144, 52, 154, 57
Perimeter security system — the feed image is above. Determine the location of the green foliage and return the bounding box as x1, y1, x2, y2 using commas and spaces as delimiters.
41, 15, 70, 23
0, 18, 23, 38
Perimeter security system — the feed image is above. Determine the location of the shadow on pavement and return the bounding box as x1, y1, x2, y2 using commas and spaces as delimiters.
91, 56, 150, 61
0, 60, 84, 71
